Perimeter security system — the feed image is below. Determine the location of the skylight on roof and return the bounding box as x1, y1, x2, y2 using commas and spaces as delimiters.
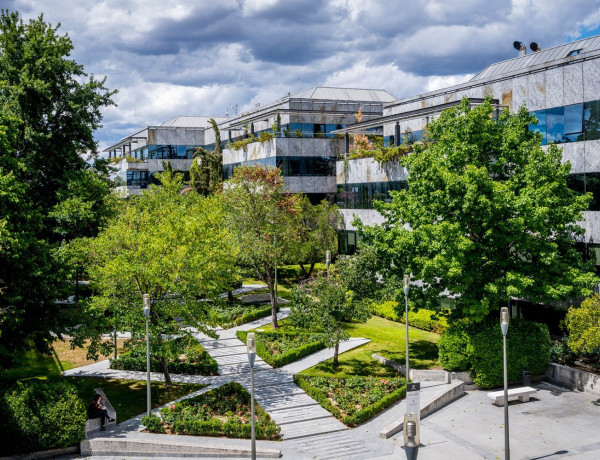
567, 49, 582, 57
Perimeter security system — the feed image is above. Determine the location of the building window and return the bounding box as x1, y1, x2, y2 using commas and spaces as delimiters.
336, 180, 408, 209
567, 49, 582, 57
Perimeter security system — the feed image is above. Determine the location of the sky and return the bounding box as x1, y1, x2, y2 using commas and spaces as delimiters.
3, 0, 600, 152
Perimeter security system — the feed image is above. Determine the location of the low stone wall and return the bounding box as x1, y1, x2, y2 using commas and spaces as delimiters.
372, 353, 450, 383
547, 362, 600, 397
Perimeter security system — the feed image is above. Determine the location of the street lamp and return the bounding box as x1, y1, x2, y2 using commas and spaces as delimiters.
143, 293, 151, 418
500, 306, 510, 460
274, 234, 278, 313
325, 250, 331, 279
247, 333, 257, 460
403, 274, 410, 381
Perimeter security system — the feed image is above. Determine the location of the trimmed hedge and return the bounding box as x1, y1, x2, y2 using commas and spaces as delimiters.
438, 318, 550, 388
142, 382, 280, 440
0, 379, 87, 455
371, 301, 448, 334
236, 330, 325, 368
294, 374, 406, 426
110, 337, 218, 375
232, 305, 278, 327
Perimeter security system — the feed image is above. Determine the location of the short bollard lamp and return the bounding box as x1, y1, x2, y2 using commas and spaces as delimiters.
403, 411, 420, 460
247, 333, 256, 460
500, 306, 510, 460
325, 250, 331, 278
143, 293, 151, 418
403, 274, 410, 380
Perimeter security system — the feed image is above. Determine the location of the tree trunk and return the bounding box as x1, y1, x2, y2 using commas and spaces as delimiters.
333, 327, 341, 367
266, 266, 278, 329
227, 290, 234, 302
160, 356, 172, 387
299, 263, 308, 278
308, 261, 316, 278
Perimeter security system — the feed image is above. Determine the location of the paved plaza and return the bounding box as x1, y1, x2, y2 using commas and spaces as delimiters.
62, 295, 600, 460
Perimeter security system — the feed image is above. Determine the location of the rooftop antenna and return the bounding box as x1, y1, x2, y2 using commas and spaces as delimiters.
513, 41, 526, 57
530, 42, 541, 52
225, 107, 229, 117
231, 105, 238, 115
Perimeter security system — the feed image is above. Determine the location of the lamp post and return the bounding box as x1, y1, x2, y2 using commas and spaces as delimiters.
403, 411, 420, 460
274, 234, 278, 313
247, 333, 257, 460
403, 274, 410, 381
325, 250, 331, 279
500, 306, 510, 460
143, 293, 151, 418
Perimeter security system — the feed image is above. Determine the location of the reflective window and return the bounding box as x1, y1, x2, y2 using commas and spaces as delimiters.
222, 156, 334, 179
567, 173, 600, 211
584, 100, 600, 141
529, 110, 547, 145
336, 180, 408, 209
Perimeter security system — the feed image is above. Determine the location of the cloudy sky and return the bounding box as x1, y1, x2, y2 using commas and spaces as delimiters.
4, 0, 600, 151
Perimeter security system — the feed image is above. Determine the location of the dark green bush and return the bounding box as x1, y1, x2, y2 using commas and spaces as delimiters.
371, 301, 448, 333
110, 337, 218, 375
142, 414, 165, 433
549, 338, 578, 365
438, 318, 551, 388
236, 330, 325, 367
0, 379, 87, 455
438, 322, 470, 371
233, 305, 278, 327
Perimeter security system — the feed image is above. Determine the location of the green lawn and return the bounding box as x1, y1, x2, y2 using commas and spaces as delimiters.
1, 343, 206, 422
259, 315, 440, 378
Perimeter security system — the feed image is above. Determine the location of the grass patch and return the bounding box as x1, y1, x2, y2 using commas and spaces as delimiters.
237, 330, 325, 367
262, 315, 440, 377
142, 382, 280, 440
294, 374, 406, 426
67, 377, 206, 421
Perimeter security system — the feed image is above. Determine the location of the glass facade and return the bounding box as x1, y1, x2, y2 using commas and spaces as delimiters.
223, 156, 336, 180
338, 230, 361, 255
384, 130, 425, 147
336, 180, 408, 209
126, 170, 190, 189
130, 144, 197, 160
567, 172, 600, 211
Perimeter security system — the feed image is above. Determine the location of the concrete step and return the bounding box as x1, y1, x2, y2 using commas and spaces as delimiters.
279, 416, 347, 440
266, 404, 331, 425
80, 436, 281, 458
218, 362, 272, 375
257, 392, 319, 411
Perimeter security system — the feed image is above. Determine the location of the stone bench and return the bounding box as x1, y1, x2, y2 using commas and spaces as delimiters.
487, 386, 537, 406
85, 388, 117, 436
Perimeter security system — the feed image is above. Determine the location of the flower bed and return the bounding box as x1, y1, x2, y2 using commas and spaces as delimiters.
142, 382, 280, 440
236, 330, 325, 367
110, 337, 218, 375
294, 374, 406, 426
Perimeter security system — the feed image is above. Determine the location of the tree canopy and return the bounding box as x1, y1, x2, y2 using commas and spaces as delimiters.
566, 295, 600, 354
74, 169, 240, 384
358, 98, 598, 321
222, 165, 299, 328
0, 10, 116, 363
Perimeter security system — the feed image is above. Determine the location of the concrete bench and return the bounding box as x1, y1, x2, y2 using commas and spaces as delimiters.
85, 388, 117, 436
487, 386, 537, 406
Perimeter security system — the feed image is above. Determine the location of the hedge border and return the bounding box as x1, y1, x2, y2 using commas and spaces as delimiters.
294, 374, 407, 426
236, 330, 325, 368
232, 305, 279, 328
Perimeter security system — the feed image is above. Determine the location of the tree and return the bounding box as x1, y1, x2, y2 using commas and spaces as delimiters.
565, 295, 600, 354
292, 196, 342, 278
74, 169, 240, 385
290, 249, 376, 366
0, 10, 115, 362
222, 165, 299, 328
358, 98, 598, 322
188, 118, 223, 195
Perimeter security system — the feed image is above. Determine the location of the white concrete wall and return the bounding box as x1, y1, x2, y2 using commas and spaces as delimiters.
336, 157, 407, 184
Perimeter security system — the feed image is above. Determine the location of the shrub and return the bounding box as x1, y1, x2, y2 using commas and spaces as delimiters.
236, 330, 325, 367
233, 305, 278, 327
549, 339, 577, 365
110, 337, 218, 375
371, 300, 448, 334
0, 379, 87, 455
294, 374, 406, 426
143, 382, 280, 440
438, 318, 551, 388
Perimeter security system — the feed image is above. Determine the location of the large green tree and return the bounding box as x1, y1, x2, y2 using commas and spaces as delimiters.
0, 10, 115, 362
222, 165, 299, 328
358, 98, 598, 321
188, 118, 223, 195
74, 170, 240, 384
